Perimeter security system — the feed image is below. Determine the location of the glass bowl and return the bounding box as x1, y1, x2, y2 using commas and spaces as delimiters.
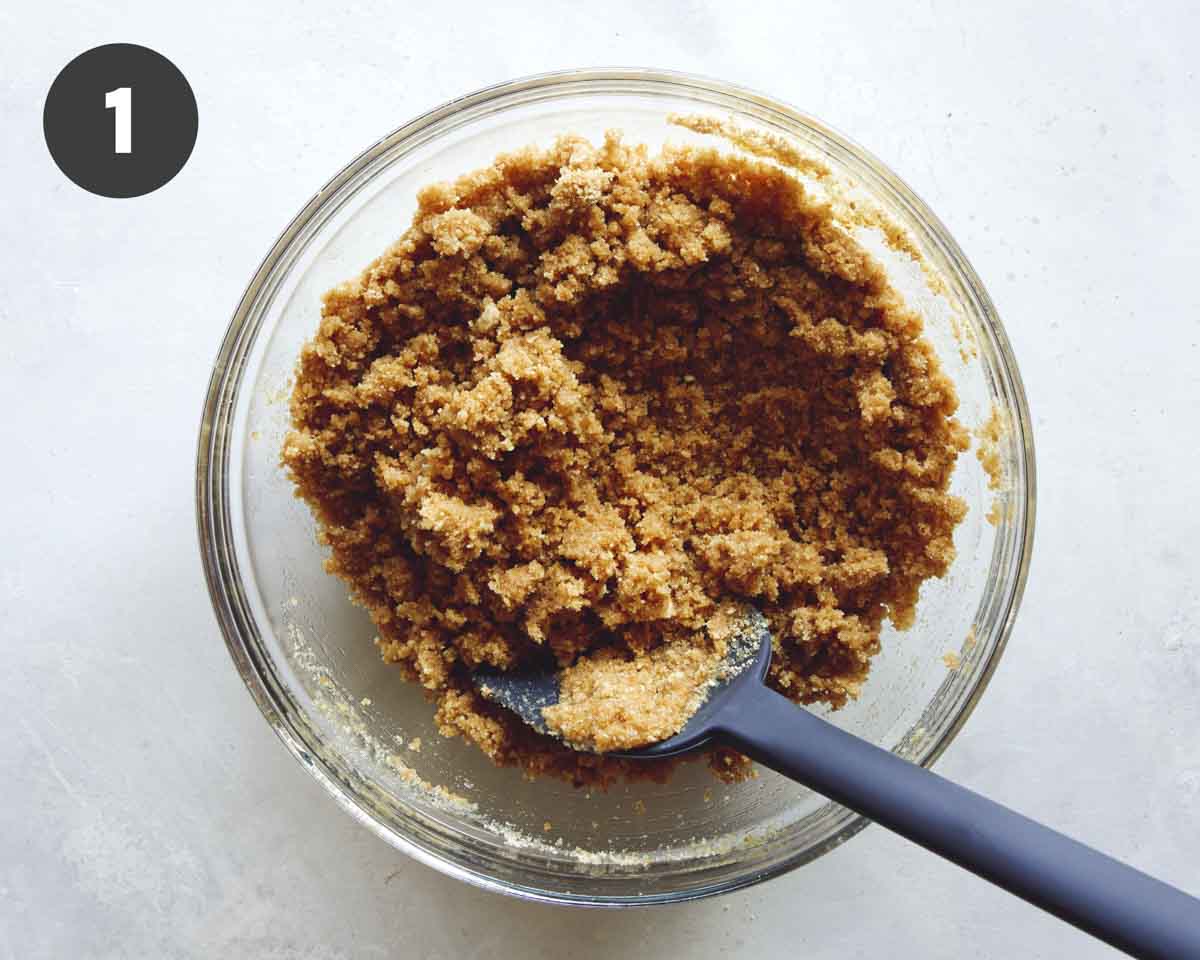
196, 68, 1035, 905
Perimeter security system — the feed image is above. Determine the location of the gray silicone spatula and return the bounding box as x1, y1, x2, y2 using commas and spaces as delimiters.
474, 609, 1200, 960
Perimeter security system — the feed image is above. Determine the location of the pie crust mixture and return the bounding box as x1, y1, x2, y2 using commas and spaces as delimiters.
282, 129, 967, 786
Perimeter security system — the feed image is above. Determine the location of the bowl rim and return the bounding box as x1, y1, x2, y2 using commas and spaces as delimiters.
196, 66, 1037, 907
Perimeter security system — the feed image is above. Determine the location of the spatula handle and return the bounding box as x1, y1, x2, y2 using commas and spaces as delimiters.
715, 687, 1200, 960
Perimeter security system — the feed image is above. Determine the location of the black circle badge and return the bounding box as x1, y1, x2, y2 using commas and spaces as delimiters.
44, 44, 197, 198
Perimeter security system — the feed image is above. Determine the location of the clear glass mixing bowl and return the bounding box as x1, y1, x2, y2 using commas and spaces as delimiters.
197, 69, 1035, 905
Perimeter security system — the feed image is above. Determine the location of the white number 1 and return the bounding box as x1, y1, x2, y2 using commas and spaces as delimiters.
105, 87, 131, 154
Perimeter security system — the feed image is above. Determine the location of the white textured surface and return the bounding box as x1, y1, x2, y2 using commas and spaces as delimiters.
2, 2, 1199, 957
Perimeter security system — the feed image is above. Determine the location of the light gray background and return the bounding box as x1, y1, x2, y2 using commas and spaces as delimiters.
2, 1, 1198, 957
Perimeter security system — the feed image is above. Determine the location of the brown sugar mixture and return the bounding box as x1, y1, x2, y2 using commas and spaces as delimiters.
282, 128, 969, 787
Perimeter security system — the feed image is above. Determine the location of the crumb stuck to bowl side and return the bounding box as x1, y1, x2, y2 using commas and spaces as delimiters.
974, 404, 1011, 526
281, 125, 969, 788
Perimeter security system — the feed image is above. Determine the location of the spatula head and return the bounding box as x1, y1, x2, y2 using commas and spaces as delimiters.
472, 607, 773, 758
